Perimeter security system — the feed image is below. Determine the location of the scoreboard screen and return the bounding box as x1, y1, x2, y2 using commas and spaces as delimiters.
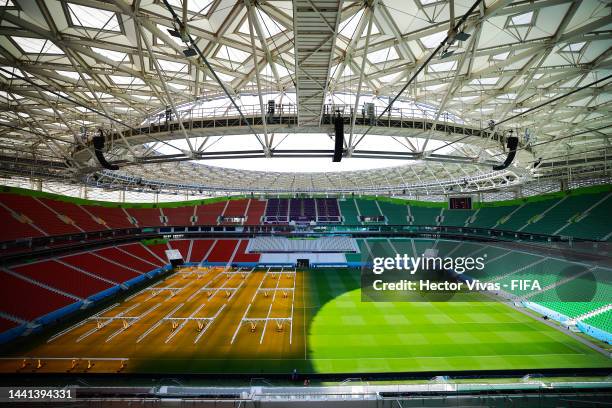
449, 196, 472, 210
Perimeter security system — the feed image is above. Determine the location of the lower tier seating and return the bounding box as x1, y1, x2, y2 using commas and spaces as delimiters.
60, 253, 141, 284
11, 260, 113, 298
0, 270, 75, 321
206, 239, 239, 263
188, 239, 215, 262
582, 310, 612, 332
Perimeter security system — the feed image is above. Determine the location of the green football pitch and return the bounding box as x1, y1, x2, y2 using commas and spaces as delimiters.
303, 268, 610, 374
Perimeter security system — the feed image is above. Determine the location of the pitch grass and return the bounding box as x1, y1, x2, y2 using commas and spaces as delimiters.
304, 268, 610, 374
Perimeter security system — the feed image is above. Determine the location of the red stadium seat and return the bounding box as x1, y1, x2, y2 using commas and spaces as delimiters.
11, 260, 112, 298
0, 271, 75, 321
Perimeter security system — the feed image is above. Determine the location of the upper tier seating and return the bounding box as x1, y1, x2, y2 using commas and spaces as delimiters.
0, 194, 81, 236
339, 199, 360, 224
355, 199, 382, 218
290, 198, 316, 223
195, 202, 226, 225
125, 208, 164, 227
440, 209, 474, 227
469, 205, 519, 229
220, 199, 249, 224
378, 201, 407, 225
264, 198, 289, 223
409, 206, 440, 225
163, 206, 195, 226
0, 270, 75, 321
245, 199, 266, 225
315, 198, 341, 223
84, 206, 133, 229
498, 200, 555, 231
39, 198, 106, 232
560, 194, 612, 240
11, 260, 112, 298
0, 204, 45, 242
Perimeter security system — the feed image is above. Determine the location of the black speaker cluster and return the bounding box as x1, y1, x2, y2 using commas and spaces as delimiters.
333, 114, 344, 162
92, 133, 119, 171
493, 136, 519, 171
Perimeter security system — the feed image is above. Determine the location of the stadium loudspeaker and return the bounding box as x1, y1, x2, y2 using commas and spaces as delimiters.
92, 135, 119, 170
492, 136, 519, 171
333, 114, 344, 162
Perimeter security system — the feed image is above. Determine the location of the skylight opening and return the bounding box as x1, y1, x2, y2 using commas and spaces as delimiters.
508, 11, 533, 27
56, 70, 90, 80
419, 0, 445, 6
110, 75, 145, 85
491, 51, 510, 61
238, 9, 284, 38
216, 45, 250, 63
167, 0, 213, 15
470, 77, 498, 86
368, 47, 399, 64
91, 47, 128, 62
13, 37, 63, 54
338, 9, 363, 38
561, 42, 586, 53
420, 31, 446, 49
157, 60, 188, 72
428, 61, 457, 73
67, 3, 121, 32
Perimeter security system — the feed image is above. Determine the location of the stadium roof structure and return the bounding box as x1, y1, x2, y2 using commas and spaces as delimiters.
0, 0, 610, 197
